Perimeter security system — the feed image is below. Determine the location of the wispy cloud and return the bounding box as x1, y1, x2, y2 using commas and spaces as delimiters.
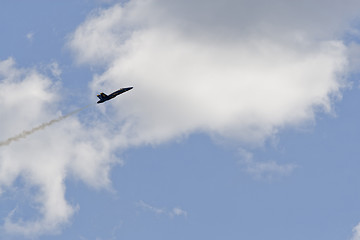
26, 32, 34, 42
238, 149, 297, 180
244, 160, 297, 180
137, 200, 165, 215
169, 207, 188, 218
48, 61, 62, 79
136, 201, 187, 218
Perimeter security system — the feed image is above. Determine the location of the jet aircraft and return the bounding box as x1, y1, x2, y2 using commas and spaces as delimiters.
97, 87, 133, 104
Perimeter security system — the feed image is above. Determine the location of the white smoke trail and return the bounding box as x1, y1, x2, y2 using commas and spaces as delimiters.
0, 104, 93, 147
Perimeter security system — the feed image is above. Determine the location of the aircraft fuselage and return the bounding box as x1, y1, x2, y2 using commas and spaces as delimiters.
97, 87, 133, 104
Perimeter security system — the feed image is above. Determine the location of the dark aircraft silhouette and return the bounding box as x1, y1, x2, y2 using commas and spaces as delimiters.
97, 87, 133, 104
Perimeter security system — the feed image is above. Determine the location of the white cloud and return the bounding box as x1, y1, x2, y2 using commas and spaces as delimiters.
137, 200, 187, 218
3, 0, 359, 237
238, 148, 297, 180
353, 223, 360, 240
26, 32, 34, 42
68, 0, 353, 149
169, 207, 188, 218
0, 58, 121, 236
244, 160, 297, 180
136, 200, 165, 215
48, 61, 62, 79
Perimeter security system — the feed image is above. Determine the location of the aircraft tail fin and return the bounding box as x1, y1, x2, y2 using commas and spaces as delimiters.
97, 93, 108, 100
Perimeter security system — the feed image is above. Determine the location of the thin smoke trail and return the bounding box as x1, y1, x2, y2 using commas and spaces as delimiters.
0, 104, 93, 147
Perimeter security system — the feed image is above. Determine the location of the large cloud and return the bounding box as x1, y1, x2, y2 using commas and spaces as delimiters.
0, 58, 120, 236
68, 0, 354, 147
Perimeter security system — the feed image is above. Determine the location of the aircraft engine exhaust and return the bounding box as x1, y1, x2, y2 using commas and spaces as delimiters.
0, 104, 93, 147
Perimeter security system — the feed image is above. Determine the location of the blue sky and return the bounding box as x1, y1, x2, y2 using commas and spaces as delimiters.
1, 0, 360, 239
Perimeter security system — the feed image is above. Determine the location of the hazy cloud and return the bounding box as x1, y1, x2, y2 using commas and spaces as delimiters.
238, 148, 297, 180
26, 32, 34, 42
244, 160, 297, 180
137, 200, 165, 215
137, 200, 187, 218
48, 61, 62, 79
169, 207, 188, 218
